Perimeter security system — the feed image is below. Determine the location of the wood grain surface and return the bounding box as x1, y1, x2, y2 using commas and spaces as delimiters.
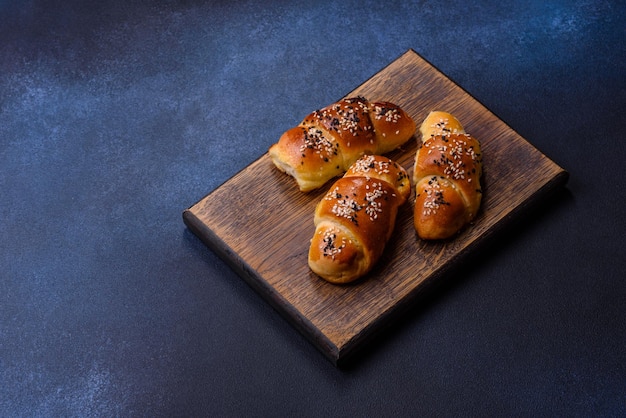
183, 49, 569, 366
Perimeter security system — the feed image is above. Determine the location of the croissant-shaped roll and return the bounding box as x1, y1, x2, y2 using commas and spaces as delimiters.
269, 97, 416, 192
413, 111, 483, 240
308, 155, 411, 284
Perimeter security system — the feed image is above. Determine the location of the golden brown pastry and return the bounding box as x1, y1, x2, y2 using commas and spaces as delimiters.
413, 111, 483, 240
269, 97, 416, 192
308, 155, 411, 283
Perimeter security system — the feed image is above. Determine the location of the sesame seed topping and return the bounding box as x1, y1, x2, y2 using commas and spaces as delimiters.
364, 182, 386, 220
320, 228, 350, 260
428, 117, 463, 136
352, 155, 391, 175
325, 173, 390, 224
299, 127, 335, 160
423, 134, 480, 182
330, 195, 362, 225
315, 98, 371, 138
374, 105, 402, 123
421, 177, 450, 216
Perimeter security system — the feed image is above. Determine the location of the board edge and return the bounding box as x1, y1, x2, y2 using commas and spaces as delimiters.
182, 208, 343, 365
335, 167, 569, 367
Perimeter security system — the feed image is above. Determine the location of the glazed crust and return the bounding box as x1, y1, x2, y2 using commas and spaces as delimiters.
269, 97, 415, 192
413, 111, 483, 240
308, 155, 410, 284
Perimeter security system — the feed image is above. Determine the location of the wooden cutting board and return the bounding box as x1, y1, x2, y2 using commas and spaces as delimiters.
183, 49, 569, 366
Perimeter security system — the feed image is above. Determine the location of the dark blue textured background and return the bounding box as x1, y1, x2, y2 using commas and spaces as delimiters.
1, 0, 624, 415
